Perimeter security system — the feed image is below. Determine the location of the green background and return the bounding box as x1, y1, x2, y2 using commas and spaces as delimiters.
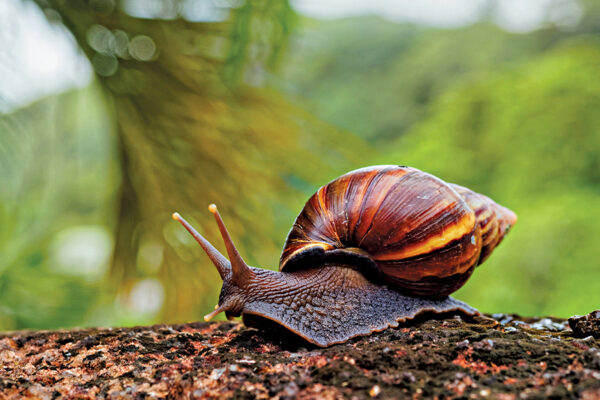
0, 0, 599, 330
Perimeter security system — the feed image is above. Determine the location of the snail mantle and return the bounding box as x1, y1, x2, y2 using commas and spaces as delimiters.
1, 313, 599, 398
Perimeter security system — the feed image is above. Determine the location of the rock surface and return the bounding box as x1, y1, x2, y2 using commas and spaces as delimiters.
569, 310, 600, 339
0, 314, 599, 399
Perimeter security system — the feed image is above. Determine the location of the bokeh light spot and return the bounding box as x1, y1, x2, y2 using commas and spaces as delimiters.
91, 53, 119, 76
127, 279, 165, 316
121, 0, 179, 20
111, 29, 130, 58
137, 240, 164, 274
129, 35, 157, 61
49, 226, 112, 281
86, 24, 113, 54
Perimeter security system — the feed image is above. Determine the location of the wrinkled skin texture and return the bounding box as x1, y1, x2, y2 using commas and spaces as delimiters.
226, 265, 477, 346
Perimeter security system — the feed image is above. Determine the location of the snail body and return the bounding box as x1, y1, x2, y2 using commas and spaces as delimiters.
173, 166, 517, 346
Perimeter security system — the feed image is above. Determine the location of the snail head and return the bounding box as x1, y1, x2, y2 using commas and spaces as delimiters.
172, 205, 255, 321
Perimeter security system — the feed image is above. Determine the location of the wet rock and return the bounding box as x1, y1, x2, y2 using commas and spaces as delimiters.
0, 315, 598, 398
569, 310, 600, 339
530, 318, 568, 332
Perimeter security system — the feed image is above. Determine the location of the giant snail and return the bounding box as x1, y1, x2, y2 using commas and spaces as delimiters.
173, 166, 517, 347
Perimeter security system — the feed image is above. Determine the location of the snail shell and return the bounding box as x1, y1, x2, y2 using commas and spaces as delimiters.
280, 165, 516, 298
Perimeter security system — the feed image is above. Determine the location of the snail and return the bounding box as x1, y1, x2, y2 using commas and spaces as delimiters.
172, 166, 517, 347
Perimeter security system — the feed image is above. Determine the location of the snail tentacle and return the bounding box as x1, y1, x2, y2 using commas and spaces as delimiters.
208, 204, 255, 287
174, 207, 256, 321
172, 212, 231, 280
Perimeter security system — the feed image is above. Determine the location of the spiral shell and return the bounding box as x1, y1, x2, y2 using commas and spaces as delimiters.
279, 166, 517, 298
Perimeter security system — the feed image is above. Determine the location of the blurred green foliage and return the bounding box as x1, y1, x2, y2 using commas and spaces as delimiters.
278, 11, 600, 317
0, 86, 117, 328
384, 40, 600, 316
0, 0, 598, 330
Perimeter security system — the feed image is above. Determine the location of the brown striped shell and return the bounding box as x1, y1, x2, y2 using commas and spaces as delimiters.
280, 166, 517, 299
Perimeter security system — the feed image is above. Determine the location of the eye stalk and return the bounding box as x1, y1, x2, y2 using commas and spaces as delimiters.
207, 204, 254, 287
171, 211, 230, 280
172, 205, 255, 321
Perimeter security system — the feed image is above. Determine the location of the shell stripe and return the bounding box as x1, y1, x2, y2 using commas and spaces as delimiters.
298, 196, 337, 246
282, 242, 333, 265
374, 211, 476, 260
316, 185, 341, 244
351, 166, 404, 245
377, 227, 482, 281
381, 265, 476, 299
359, 171, 474, 256
324, 173, 352, 245
356, 168, 415, 247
